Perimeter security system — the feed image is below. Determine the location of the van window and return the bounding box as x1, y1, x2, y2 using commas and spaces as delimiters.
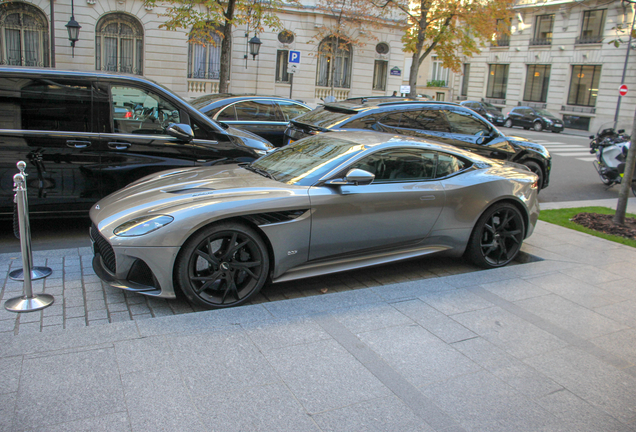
0, 78, 92, 132
110, 85, 180, 134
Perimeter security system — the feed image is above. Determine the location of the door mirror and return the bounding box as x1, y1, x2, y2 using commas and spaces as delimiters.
166, 123, 194, 142
325, 168, 375, 186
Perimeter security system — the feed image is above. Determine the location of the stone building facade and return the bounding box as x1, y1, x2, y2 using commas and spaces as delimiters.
0, 0, 407, 106
445, 0, 636, 132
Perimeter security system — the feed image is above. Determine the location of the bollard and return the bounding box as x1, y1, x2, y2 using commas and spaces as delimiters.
4, 162, 54, 312
8, 161, 52, 282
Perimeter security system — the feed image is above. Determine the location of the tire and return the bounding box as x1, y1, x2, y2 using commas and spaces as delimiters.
504, 119, 513, 128
533, 122, 543, 132
465, 202, 525, 268
175, 222, 270, 309
551, 130, 561, 133
523, 160, 543, 190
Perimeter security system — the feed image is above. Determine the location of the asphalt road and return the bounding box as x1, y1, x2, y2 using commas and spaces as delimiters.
0, 127, 629, 254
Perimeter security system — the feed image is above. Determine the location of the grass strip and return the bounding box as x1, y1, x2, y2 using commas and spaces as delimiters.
539, 206, 636, 248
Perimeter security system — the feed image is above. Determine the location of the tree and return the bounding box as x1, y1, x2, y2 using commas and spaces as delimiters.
313, 0, 396, 97
380, 0, 513, 97
143, 0, 292, 93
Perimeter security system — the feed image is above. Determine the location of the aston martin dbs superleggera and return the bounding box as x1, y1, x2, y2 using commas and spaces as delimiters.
90, 131, 539, 309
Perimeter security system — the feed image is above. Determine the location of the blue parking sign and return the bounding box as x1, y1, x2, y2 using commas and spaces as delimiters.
289, 51, 301, 64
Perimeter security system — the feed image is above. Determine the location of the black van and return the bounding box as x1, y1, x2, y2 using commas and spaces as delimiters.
0, 67, 273, 218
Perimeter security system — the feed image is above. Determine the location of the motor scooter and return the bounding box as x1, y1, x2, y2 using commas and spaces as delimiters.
589, 122, 636, 197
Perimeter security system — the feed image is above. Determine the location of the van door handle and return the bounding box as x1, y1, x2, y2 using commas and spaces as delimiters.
108, 142, 131, 150
66, 140, 91, 148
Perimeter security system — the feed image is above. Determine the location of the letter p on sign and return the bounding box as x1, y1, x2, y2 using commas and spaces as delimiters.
289, 51, 301, 64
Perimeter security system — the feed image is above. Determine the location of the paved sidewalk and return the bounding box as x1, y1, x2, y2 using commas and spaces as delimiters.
1, 201, 636, 431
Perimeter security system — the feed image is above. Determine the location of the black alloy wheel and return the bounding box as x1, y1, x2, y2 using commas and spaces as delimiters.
533, 121, 543, 132
176, 222, 269, 308
504, 119, 513, 128
466, 203, 525, 268
523, 160, 543, 190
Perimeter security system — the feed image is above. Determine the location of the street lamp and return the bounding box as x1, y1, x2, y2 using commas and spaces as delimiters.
65, 0, 81, 58
248, 36, 262, 59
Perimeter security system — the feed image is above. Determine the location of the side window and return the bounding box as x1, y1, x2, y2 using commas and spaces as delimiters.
402, 110, 451, 132
378, 112, 402, 127
216, 105, 237, 121
110, 86, 180, 134
435, 153, 466, 178
445, 110, 491, 135
233, 100, 282, 121
17, 79, 93, 132
350, 149, 438, 182
278, 101, 311, 121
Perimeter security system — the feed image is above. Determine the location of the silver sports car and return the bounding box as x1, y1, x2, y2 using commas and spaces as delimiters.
90, 131, 539, 309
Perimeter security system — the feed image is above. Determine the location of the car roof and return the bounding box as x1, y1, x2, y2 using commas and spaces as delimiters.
191, 94, 311, 110
0, 66, 157, 84
321, 100, 460, 114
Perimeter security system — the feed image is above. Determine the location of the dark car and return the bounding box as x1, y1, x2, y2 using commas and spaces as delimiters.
191, 95, 312, 147
504, 106, 564, 133
0, 67, 274, 218
459, 100, 505, 126
284, 100, 552, 189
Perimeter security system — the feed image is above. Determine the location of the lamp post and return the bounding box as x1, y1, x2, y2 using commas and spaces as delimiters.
65, 0, 81, 58
614, 0, 636, 127
244, 31, 262, 68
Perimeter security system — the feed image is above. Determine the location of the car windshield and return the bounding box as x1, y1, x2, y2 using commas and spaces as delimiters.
535, 109, 555, 117
292, 105, 355, 129
483, 102, 497, 109
250, 135, 365, 185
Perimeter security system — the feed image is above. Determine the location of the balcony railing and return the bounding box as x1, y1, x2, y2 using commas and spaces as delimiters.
491, 38, 510, 47
315, 87, 350, 101
521, 101, 547, 109
575, 35, 603, 44
484, 98, 506, 105
187, 79, 220, 94
561, 105, 596, 114
529, 37, 552, 46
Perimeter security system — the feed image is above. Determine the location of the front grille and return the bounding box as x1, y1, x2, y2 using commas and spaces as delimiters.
90, 224, 116, 274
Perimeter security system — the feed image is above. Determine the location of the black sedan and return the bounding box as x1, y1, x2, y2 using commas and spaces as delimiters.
191, 95, 312, 147
504, 106, 564, 133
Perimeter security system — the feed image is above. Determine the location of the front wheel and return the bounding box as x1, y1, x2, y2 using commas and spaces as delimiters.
465, 203, 525, 268
523, 161, 543, 191
504, 119, 513, 128
533, 122, 543, 132
175, 222, 270, 309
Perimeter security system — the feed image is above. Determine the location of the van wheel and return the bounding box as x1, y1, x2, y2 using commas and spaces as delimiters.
533, 122, 543, 132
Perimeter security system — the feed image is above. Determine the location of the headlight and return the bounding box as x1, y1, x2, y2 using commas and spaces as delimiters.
114, 215, 174, 237
543, 117, 553, 124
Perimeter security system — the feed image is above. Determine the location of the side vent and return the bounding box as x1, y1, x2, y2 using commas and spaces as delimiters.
244, 209, 308, 226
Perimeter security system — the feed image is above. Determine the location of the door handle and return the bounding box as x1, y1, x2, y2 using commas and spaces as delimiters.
108, 142, 131, 150
66, 140, 91, 148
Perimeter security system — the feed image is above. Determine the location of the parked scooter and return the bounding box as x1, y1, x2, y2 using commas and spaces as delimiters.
589, 122, 636, 196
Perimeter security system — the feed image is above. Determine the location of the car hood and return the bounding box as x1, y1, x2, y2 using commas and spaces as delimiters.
485, 108, 503, 116
91, 165, 301, 228
505, 135, 551, 158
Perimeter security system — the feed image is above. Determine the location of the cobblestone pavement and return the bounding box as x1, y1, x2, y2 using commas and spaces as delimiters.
0, 246, 489, 336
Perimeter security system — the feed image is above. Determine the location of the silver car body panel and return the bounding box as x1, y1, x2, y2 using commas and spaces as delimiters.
89, 132, 540, 299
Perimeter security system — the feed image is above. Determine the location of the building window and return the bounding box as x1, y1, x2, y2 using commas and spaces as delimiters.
492, 19, 510, 47
461, 64, 470, 96
278, 30, 294, 44
276, 49, 290, 83
576, 9, 606, 44
95, 13, 144, 75
524, 64, 551, 102
531, 15, 553, 45
563, 115, 591, 131
429, 56, 449, 86
188, 26, 222, 80
375, 42, 389, 54
372, 60, 387, 91
486, 64, 509, 99
316, 36, 352, 88
567, 65, 601, 107
0, 2, 49, 67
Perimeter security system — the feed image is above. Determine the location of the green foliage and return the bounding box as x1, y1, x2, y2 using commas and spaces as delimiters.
539, 207, 636, 248
426, 80, 446, 87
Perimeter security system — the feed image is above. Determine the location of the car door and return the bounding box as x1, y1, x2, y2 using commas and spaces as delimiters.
307, 148, 445, 260
96, 82, 199, 196
0, 75, 101, 216
508, 108, 523, 127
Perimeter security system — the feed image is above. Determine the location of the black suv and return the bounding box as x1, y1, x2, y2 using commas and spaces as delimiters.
0, 67, 274, 218
459, 100, 505, 126
504, 106, 564, 133
284, 100, 551, 189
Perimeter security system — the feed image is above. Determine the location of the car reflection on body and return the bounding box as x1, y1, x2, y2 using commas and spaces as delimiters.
90, 131, 540, 309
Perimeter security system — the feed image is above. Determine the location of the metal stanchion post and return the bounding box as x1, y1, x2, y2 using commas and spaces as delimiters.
8, 161, 52, 282
5, 162, 54, 312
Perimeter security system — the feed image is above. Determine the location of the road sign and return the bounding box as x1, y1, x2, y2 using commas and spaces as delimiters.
287, 63, 298, 74
400, 85, 410, 94
619, 84, 628, 96
289, 51, 301, 64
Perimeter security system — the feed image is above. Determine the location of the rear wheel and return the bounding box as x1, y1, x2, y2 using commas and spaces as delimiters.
533, 122, 543, 132
465, 203, 525, 268
175, 222, 269, 309
504, 119, 513, 128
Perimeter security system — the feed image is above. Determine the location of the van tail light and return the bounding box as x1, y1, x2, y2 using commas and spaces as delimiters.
125, 111, 133, 118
